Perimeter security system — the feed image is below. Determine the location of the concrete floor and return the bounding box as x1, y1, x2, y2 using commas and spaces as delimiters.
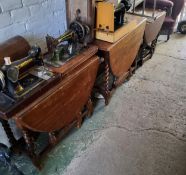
1, 34, 186, 175
59, 35, 186, 175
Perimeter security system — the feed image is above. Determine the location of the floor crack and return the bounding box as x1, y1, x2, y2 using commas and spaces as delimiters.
155, 53, 186, 61
135, 76, 171, 88
86, 125, 186, 143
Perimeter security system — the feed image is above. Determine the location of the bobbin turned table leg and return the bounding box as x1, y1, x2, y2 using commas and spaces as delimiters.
22, 129, 35, 157
21, 128, 41, 169
151, 34, 159, 54
0, 119, 17, 147
104, 60, 111, 105
49, 132, 57, 145
87, 98, 93, 117
77, 112, 83, 129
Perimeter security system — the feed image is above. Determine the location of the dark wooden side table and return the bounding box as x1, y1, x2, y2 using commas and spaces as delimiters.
0, 36, 99, 169
94, 14, 146, 105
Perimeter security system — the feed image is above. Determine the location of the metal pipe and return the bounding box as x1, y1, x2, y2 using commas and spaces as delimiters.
127, 11, 154, 22
152, 0, 157, 18
142, 0, 146, 15
133, 0, 136, 13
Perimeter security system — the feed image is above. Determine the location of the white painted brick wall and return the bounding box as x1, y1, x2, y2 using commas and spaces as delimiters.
0, 12, 11, 28
0, 0, 22, 12
0, 0, 67, 147
0, 0, 67, 52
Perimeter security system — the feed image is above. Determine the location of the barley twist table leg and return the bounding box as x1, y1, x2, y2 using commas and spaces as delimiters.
104, 60, 110, 105
22, 129, 36, 158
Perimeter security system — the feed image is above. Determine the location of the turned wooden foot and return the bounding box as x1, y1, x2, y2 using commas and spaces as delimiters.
87, 98, 93, 117
77, 112, 83, 128
137, 43, 146, 67
21, 128, 41, 169
49, 132, 57, 145
151, 36, 158, 54
22, 129, 35, 157
131, 57, 137, 74
127, 67, 133, 80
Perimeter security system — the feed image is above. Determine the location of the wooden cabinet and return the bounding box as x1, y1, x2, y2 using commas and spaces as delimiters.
94, 14, 146, 105
0, 36, 30, 65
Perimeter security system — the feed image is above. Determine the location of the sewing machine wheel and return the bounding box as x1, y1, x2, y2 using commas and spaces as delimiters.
0, 70, 6, 91
70, 21, 85, 40
84, 24, 90, 36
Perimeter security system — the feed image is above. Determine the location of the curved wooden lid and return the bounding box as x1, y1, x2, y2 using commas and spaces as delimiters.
0, 36, 31, 66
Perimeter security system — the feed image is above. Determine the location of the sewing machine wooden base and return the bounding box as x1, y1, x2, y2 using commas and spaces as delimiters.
94, 14, 146, 105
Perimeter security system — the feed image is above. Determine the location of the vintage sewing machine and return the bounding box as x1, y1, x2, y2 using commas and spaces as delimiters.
96, 0, 131, 32
95, 0, 143, 43
44, 19, 91, 67
66, 0, 95, 42
0, 45, 60, 119
44, 0, 96, 68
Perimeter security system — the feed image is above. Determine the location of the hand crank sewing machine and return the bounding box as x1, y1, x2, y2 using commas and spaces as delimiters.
0, 44, 60, 120
45, 0, 96, 68
45, 20, 91, 67
0, 36, 60, 147
0, 46, 52, 98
